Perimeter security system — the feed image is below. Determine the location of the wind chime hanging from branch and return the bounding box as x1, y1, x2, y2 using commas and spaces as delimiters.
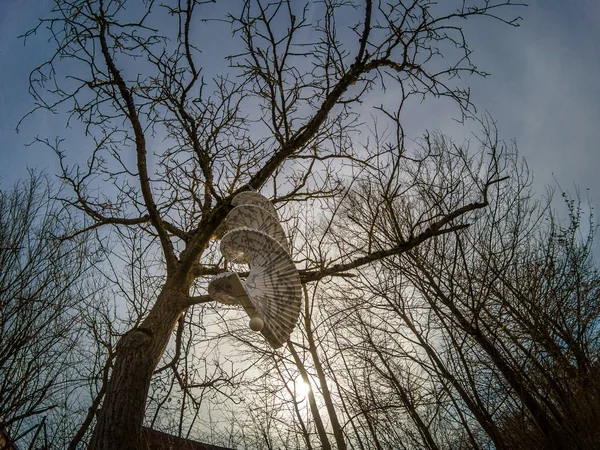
208, 191, 302, 349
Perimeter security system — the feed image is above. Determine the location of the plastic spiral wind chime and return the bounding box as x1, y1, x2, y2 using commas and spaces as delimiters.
208, 191, 302, 349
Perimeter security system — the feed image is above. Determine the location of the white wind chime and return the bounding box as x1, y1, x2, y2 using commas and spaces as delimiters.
208, 191, 302, 349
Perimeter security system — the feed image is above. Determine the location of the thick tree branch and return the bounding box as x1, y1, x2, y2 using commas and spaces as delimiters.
301, 223, 469, 283
96, 9, 177, 272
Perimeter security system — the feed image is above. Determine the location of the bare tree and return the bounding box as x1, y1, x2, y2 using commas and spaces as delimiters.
22, 0, 526, 448
0, 173, 102, 448
400, 188, 599, 448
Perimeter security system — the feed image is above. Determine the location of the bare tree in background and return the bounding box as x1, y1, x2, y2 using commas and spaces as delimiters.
21, 0, 528, 448
0, 173, 103, 448
396, 177, 600, 448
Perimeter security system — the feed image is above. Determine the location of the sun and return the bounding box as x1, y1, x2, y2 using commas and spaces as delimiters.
286, 377, 311, 401
296, 378, 311, 397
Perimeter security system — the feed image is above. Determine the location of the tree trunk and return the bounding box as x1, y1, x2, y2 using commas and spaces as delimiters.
305, 317, 347, 450
391, 303, 507, 449
88, 288, 184, 450
288, 341, 332, 450
419, 277, 560, 446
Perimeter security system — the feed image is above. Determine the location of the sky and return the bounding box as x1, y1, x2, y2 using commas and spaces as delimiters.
0, 0, 599, 245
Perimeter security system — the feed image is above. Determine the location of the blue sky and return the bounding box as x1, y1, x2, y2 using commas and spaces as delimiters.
1, 0, 599, 232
